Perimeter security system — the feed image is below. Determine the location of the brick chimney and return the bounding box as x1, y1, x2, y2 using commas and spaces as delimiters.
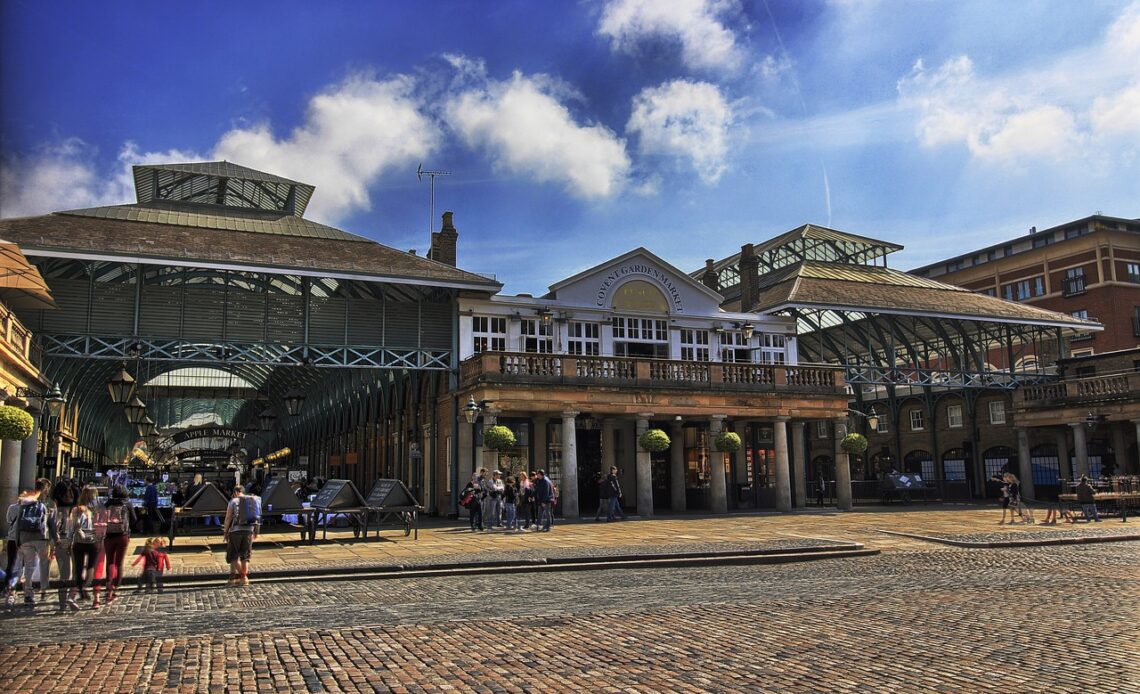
739, 243, 759, 310
701, 259, 718, 291
429, 211, 458, 266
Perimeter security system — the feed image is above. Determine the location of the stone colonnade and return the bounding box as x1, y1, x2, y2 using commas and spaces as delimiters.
457, 411, 853, 518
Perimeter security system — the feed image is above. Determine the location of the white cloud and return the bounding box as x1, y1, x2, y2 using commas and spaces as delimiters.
597, 0, 744, 72
0, 140, 201, 218
896, 2, 1140, 167
627, 80, 732, 183
446, 71, 630, 199
214, 72, 440, 223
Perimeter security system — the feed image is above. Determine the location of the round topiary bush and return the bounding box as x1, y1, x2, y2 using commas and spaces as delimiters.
714, 431, 742, 453
840, 432, 869, 455
638, 428, 671, 452
0, 405, 35, 441
483, 424, 517, 451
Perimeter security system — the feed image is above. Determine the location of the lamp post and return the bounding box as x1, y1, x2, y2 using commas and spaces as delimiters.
123, 396, 147, 425
283, 389, 306, 417
105, 363, 136, 404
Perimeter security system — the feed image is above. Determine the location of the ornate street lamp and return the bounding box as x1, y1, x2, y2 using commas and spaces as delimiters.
283, 388, 306, 417
105, 363, 136, 404
137, 414, 156, 437
463, 396, 481, 425
44, 383, 66, 418
123, 395, 147, 425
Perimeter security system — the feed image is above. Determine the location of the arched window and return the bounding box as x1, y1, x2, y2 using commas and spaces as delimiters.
1029, 444, 1060, 486
942, 447, 967, 481
983, 446, 1017, 480
903, 450, 933, 477
611, 280, 668, 312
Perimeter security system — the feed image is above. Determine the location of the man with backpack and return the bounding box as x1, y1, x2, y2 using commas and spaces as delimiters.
223, 486, 261, 586
16, 482, 57, 606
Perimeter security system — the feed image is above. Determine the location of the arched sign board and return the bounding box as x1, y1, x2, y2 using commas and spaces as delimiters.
310, 479, 367, 511
259, 478, 303, 513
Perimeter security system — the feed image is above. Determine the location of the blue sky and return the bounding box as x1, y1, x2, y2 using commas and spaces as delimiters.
2, 0, 1138, 294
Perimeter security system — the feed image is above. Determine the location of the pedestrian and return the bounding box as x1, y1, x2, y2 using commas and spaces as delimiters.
534, 469, 554, 532
100, 484, 135, 604
503, 475, 518, 531
516, 472, 533, 531
606, 466, 625, 521
1076, 475, 1101, 522
50, 482, 74, 612
131, 537, 171, 593
143, 476, 160, 533
1004, 473, 1034, 523
2, 491, 21, 604
13, 486, 52, 607
223, 485, 261, 586
991, 475, 1015, 524
593, 471, 609, 521
66, 486, 101, 610
460, 479, 483, 531
489, 470, 505, 528
816, 475, 826, 506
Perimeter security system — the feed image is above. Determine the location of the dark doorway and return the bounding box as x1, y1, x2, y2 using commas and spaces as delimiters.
576, 429, 602, 516
651, 451, 670, 510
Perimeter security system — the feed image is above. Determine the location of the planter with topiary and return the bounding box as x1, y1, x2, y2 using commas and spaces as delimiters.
638, 428, 671, 453
714, 431, 742, 453
0, 405, 35, 441
483, 425, 517, 451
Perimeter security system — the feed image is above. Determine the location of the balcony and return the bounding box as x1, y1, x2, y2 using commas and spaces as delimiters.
0, 302, 41, 369
460, 351, 845, 394
1017, 372, 1140, 408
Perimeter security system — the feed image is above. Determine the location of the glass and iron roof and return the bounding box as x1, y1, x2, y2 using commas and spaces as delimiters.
133, 161, 315, 217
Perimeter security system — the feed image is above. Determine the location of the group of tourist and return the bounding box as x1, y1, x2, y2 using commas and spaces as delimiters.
1, 475, 263, 610
460, 468, 557, 532
995, 471, 1104, 525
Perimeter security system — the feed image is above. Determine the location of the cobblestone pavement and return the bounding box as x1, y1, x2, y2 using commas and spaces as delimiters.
0, 537, 1136, 693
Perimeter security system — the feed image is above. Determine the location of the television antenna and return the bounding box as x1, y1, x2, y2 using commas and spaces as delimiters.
416, 163, 452, 241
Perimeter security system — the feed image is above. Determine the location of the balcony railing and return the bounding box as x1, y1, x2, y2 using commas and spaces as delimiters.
0, 303, 40, 368
1018, 372, 1140, 407
461, 351, 845, 393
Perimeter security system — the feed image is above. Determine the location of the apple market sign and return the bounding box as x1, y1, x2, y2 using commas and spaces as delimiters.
596, 264, 684, 311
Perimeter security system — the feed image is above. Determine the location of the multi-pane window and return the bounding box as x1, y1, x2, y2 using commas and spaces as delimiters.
759, 333, 786, 364
988, 400, 1006, 425
612, 317, 669, 358
909, 409, 925, 431
876, 416, 889, 434
1071, 309, 1089, 320
1002, 276, 1045, 301
566, 321, 600, 356
719, 330, 751, 363
1127, 262, 1140, 283
1064, 267, 1086, 295
520, 318, 553, 353
947, 405, 963, 428
680, 329, 710, 361
472, 316, 506, 353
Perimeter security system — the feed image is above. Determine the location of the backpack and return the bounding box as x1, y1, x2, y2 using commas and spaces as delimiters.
72, 511, 96, 543
104, 503, 129, 535
459, 488, 475, 509
240, 495, 261, 525
18, 502, 46, 535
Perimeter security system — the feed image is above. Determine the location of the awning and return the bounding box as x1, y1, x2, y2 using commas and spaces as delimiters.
0, 239, 56, 310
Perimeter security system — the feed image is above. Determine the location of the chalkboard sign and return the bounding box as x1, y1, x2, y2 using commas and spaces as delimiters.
183, 482, 229, 513
259, 478, 303, 513
310, 479, 366, 510
365, 478, 420, 509
885, 473, 925, 490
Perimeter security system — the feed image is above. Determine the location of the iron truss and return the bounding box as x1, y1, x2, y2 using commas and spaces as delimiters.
39, 334, 452, 370
843, 365, 1054, 391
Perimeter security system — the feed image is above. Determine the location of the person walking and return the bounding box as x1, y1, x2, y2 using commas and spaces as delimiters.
14, 486, 52, 607
143, 476, 160, 534
593, 471, 610, 521
66, 486, 101, 610
606, 467, 625, 521
132, 537, 171, 593
2, 491, 21, 605
460, 479, 483, 531
534, 470, 554, 532
1076, 475, 1101, 522
48, 481, 74, 612
223, 486, 261, 586
100, 485, 135, 605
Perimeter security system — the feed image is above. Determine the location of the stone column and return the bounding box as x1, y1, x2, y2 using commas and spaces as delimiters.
1110, 423, 1128, 475
601, 417, 616, 473
457, 416, 474, 490
669, 418, 685, 512
1016, 427, 1035, 501
1133, 421, 1140, 474
1070, 423, 1089, 478
20, 410, 42, 490
708, 415, 728, 514
1055, 428, 1072, 482
792, 422, 807, 508
560, 411, 579, 518
635, 414, 655, 517
774, 417, 792, 512
833, 418, 852, 511
0, 440, 22, 534
481, 409, 500, 474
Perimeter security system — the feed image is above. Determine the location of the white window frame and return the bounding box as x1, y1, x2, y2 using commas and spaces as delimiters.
718, 330, 751, 363
472, 315, 506, 354
680, 329, 710, 362
566, 321, 600, 356
816, 421, 829, 439
988, 401, 1006, 425
909, 409, 925, 431
876, 416, 888, 434
947, 405, 963, 429
759, 333, 787, 364
520, 318, 553, 354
